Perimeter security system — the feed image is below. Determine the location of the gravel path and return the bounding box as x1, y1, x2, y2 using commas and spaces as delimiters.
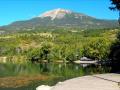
51, 73, 120, 90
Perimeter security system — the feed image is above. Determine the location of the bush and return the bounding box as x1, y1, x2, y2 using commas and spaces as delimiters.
83, 38, 111, 60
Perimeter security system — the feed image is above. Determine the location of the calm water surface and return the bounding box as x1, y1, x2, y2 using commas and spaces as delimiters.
0, 62, 110, 90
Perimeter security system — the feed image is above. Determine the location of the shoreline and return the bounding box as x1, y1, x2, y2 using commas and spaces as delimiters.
50, 73, 120, 90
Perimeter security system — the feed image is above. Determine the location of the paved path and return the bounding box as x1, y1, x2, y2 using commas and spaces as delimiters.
51, 73, 120, 90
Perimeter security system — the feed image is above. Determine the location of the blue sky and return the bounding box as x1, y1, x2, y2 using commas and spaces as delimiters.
0, 0, 119, 26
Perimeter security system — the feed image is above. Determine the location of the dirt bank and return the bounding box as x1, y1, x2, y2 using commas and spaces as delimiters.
0, 75, 48, 88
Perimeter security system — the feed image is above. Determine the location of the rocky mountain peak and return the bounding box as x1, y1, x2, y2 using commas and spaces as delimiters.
39, 8, 72, 20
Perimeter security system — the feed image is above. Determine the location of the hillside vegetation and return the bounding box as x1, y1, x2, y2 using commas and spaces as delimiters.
0, 28, 119, 63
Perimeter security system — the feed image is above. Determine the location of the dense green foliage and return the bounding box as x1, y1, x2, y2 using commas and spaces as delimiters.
0, 28, 118, 63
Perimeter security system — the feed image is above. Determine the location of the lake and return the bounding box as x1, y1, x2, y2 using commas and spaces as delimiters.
0, 62, 110, 90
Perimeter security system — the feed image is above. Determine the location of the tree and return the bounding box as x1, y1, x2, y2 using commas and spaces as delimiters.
110, 0, 120, 10
109, 32, 120, 72
110, 0, 120, 25
83, 39, 110, 60
27, 43, 53, 63
40, 43, 53, 62
109, 0, 120, 72
27, 48, 41, 63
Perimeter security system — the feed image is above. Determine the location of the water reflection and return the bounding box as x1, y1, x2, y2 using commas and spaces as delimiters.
0, 62, 110, 90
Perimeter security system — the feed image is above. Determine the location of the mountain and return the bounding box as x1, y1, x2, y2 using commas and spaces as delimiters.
1, 8, 118, 31
40, 8, 73, 20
